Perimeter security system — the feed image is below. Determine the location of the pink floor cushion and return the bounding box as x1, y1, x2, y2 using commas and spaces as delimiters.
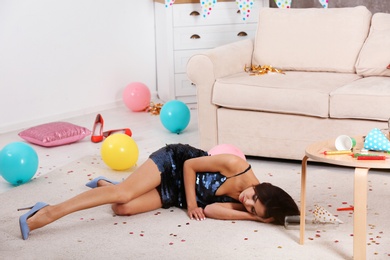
18, 122, 91, 147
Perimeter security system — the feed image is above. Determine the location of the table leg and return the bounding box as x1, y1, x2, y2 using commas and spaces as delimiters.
353, 167, 368, 260
300, 156, 308, 245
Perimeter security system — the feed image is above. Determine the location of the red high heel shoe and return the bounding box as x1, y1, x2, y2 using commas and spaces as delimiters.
91, 114, 104, 143
103, 128, 132, 138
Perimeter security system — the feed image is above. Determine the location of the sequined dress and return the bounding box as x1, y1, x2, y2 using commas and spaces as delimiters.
149, 144, 241, 209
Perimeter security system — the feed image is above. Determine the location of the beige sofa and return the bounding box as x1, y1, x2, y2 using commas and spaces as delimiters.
187, 6, 390, 160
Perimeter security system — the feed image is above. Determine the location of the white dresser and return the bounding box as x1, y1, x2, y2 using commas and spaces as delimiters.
154, 0, 269, 103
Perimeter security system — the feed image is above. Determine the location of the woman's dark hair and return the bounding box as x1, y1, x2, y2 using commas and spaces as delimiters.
254, 182, 300, 225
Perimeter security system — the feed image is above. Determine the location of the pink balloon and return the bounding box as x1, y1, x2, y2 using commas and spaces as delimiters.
123, 82, 151, 112
208, 144, 246, 160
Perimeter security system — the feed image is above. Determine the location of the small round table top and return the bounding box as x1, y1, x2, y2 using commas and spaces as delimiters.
305, 136, 390, 169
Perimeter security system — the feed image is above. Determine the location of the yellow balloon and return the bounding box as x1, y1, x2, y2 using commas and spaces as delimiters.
101, 134, 139, 171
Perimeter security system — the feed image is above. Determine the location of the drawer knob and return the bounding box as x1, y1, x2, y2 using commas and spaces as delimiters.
190, 11, 200, 16
190, 34, 201, 39
237, 31, 248, 37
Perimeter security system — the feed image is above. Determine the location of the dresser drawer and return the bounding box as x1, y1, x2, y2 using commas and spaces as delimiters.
175, 73, 196, 96
174, 49, 208, 73
154, 0, 268, 103
172, 2, 261, 27
174, 23, 257, 50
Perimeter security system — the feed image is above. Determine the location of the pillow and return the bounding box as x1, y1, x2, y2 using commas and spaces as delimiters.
253, 6, 372, 73
356, 13, 390, 77
18, 122, 91, 147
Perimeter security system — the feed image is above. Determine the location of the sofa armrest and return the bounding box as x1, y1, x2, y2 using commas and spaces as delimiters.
186, 39, 254, 150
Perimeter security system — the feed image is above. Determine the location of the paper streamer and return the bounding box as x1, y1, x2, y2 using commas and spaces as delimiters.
236, 0, 255, 21
165, 0, 175, 8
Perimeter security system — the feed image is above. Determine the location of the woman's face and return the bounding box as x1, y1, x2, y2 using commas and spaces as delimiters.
238, 187, 266, 218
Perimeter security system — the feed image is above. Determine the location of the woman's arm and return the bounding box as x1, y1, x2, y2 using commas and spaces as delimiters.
183, 159, 205, 221
204, 203, 274, 223
183, 154, 248, 221
204, 202, 257, 221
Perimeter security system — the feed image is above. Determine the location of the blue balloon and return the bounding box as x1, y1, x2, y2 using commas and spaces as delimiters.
0, 142, 39, 186
160, 100, 191, 134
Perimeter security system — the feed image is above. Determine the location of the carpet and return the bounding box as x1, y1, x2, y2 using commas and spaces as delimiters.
0, 155, 389, 260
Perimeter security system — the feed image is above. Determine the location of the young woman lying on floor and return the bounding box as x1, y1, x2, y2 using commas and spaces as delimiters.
19, 143, 300, 240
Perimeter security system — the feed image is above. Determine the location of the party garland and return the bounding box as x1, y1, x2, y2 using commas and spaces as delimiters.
275, 0, 328, 8
165, 0, 328, 20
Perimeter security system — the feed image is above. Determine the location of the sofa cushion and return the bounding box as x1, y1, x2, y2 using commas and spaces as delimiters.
253, 6, 372, 73
330, 77, 390, 121
212, 71, 361, 118
356, 13, 390, 77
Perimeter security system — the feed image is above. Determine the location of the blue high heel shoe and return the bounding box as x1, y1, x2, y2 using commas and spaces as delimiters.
85, 176, 120, 188
18, 202, 48, 240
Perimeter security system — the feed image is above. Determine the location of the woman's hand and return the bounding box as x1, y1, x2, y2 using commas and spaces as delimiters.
187, 206, 206, 221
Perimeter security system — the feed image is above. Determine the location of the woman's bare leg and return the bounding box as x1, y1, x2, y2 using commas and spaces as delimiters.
112, 189, 162, 216
26, 159, 161, 231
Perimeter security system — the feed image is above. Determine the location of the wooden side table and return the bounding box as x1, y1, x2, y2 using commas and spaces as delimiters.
300, 136, 390, 260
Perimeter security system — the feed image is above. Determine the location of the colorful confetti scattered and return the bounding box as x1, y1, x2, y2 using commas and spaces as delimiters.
17, 129, 389, 257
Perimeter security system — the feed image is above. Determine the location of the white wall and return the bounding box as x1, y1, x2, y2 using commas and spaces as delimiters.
0, 0, 156, 132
